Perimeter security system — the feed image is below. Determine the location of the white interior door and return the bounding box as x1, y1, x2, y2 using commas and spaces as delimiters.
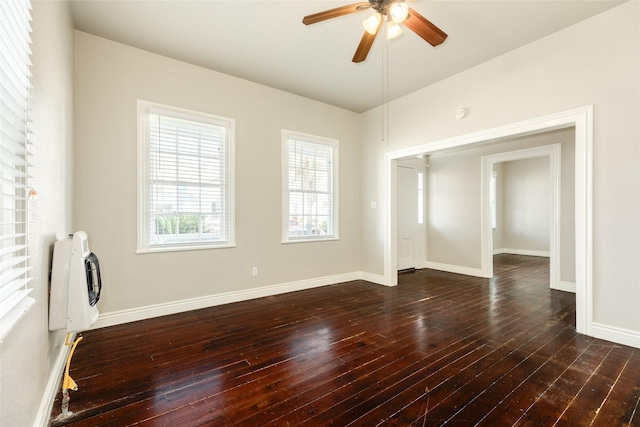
397, 165, 419, 270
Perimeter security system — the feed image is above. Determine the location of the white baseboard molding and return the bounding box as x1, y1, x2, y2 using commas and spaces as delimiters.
34, 333, 75, 427
493, 248, 550, 257
359, 271, 386, 286
591, 322, 640, 349
92, 272, 383, 329
424, 261, 488, 278
551, 281, 576, 293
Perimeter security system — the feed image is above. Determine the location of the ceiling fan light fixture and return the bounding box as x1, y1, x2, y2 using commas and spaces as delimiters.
386, 20, 403, 39
302, 1, 448, 63
389, 2, 409, 23
363, 12, 382, 34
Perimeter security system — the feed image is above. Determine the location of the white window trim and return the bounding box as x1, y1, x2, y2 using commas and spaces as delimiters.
281, 130, 339, 244
137, 100, 235, 253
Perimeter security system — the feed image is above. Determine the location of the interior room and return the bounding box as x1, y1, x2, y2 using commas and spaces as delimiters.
1, 0, 639, 425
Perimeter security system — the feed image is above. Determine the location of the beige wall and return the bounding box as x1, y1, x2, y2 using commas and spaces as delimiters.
501, 157, 551, 253
0, 1, 75, 426
361, 2, 639, 332
73, 32, 361, 315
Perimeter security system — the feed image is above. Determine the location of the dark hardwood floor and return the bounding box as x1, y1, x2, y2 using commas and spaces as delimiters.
49, 254, 640, 426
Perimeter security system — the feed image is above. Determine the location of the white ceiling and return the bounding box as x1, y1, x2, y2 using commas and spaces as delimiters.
69, 0, 626, 113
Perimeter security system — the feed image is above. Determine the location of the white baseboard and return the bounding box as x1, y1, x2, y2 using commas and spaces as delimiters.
551, 281, 576, 293
34, 333, 75, 427
359, 271, 386, 286
415, 260, 428, 270
92, 272, 382, 329
591, 322, 640, 349
424, 261, 488, 278
493, 248, 550, 257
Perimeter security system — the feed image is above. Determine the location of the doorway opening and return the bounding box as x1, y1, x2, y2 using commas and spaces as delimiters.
481, 143, 563, 291
384, 106, 592, 335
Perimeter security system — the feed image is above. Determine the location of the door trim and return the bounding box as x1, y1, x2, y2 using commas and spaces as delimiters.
480, 144, 561, 289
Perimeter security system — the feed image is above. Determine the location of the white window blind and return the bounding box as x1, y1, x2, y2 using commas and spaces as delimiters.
0, 0, 35, 341
138, 102, 235, 252
283, 131, 338, 242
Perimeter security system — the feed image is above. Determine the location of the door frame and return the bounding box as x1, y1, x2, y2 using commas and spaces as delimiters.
383, 105, 593, 336
396, 160, 426, 271
480, 144, 561, 289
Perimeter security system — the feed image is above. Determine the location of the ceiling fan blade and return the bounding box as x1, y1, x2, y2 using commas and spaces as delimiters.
352, 22, 382, 63
404, 7, 447, 46
303, 2, 370, 25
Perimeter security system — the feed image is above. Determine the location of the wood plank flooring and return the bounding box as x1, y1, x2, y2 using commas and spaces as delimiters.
49, 255, 640, 426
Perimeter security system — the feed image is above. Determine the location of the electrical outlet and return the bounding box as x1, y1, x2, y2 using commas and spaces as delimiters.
252, 267, 258, 277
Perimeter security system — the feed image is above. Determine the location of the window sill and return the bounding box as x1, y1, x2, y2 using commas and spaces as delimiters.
137, 243, 236, 254
281, 237, 339, 245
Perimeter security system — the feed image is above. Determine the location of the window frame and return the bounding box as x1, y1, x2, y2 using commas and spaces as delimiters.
281, 130, 339, 244
137, 100, 235, 253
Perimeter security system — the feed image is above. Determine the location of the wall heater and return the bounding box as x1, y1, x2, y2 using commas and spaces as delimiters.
49, 231, 101, 333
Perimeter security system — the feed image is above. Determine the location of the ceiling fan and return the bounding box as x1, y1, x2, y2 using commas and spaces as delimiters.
302, 0, 447, 63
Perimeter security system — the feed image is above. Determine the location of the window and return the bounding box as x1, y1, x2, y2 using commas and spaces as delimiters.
137, 101, 235, 252
282, 131, 338, 242
0, 0, 35, 341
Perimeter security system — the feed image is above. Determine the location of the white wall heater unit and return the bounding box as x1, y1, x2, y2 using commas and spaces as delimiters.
49, 231, 102, 333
